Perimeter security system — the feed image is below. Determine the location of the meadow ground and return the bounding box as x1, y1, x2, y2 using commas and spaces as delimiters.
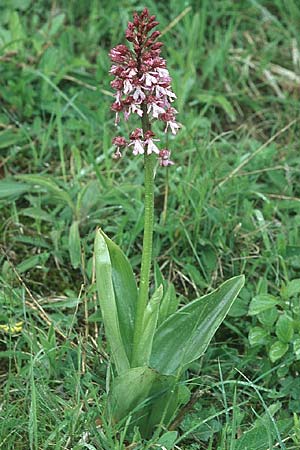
0, 1, 300, 449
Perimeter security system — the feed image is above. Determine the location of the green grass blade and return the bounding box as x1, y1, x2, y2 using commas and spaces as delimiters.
0, 179, 30, 200
16, 174, 74, 210
68, 220, 81, 269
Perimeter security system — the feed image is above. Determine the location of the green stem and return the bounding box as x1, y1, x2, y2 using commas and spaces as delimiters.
131, 106, 155, 367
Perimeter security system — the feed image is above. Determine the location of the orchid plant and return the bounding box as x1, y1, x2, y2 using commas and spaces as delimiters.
94, 8, 245, 438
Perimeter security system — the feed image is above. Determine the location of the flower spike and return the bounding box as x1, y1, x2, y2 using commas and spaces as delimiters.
109, 8, 180, 165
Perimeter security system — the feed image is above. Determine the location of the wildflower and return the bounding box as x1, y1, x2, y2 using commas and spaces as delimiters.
159, 149, 174, 167
128, 128, 145, 155
112, 136, 127, 159
132, 86, 146, 103
160, 107, 181, 135
146, 95, 165, 118
144, 130, 160, 155
109, 7, 180, 165
0, 321, 23, 334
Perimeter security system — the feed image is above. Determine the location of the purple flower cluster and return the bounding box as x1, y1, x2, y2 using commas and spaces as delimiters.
109, 8, 180, 166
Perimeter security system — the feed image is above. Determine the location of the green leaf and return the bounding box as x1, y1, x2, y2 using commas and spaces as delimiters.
248, 294, 279, 316
17, 253, 49, 273
197, 93, 236, 121
150, 275, 245, 375
16, 174, 74, 210
0, 180, 30, 199
228, 293, 249, 317
157, 431, 178, 450
0, 129, 25, 149
68, 221, 81, 269
21, 207, 54, 223
101, 231, 137, 363
158, 282, 179, 325
4, 0, 31, 10
269, 341, 289, 363
9, 11, 25, 51
286, 246, 300, 258
135, 285, 163, 366
235, 418, 292, 450
248, 327, 269, 346
275, 314, 294, 343
77, 181, 100, 219
15, 235, 50, 249
94, 230, 129, 374
254, 209, 271, 251
109, 366, 182, 438
215, 95, 236, 121
257, 307, 278, 327
48, 13, 65, 36
154, 262, 164, 288
281, 279, 300, 299
293, 338, 300, 360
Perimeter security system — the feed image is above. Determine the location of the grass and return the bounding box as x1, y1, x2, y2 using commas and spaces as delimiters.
1, 0, 300, 448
